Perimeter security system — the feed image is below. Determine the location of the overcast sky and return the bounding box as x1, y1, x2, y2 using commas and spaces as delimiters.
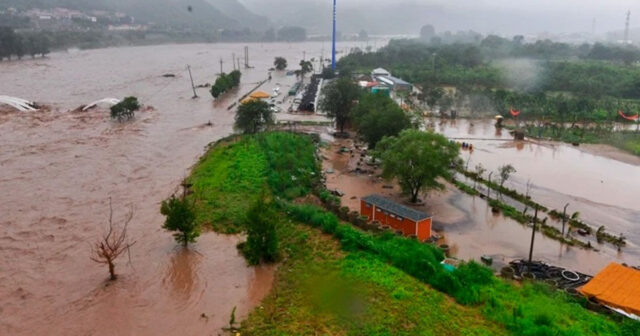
243, 0, 640, 35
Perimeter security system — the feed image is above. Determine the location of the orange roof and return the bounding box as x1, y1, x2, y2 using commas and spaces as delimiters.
579, 263, 640, 316
249, 91, 270, 99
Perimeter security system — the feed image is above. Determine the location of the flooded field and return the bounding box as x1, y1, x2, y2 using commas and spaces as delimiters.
431, 119, 640, 256
0, 42, 357, 335
323, 118, 640, 275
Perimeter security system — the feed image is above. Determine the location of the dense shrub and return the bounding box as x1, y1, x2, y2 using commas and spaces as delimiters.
210, 70, 241, 98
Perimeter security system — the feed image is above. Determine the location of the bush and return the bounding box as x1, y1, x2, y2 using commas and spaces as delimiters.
210, 70, 241, 98
161, 196, 199, 247
243, 192, 279, 265
110, 96, 140, 121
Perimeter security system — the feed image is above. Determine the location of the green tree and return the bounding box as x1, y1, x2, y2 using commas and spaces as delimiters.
320, 77, 360, 133
351, 93, 412, 148
234, 100, 274, 134
274, 57, 287, 70
377, 129, 459, 203
110, 96, 140, 122
299, 60, 313, 79
242, 191, 279, 265
497, 164, 516, 191
160, 196, 199, 247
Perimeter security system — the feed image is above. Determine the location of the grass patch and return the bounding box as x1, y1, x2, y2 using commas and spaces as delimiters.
186, 131, 638, 335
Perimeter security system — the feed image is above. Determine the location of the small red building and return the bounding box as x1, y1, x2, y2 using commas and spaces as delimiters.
360, 194, 432, 241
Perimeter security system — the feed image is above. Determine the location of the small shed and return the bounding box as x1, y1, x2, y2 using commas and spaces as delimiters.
360, 194, 432, 241
579, 263, 640, 319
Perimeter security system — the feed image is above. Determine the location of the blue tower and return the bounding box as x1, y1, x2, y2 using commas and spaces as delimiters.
331, 0, 337, 70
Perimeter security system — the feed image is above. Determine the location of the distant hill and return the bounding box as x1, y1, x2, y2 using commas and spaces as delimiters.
0, 0, 268, 31
239, 0, 439, 36
207, 0, 269, 31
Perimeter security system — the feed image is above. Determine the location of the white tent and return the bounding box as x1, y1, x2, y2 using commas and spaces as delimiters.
0, 95, 38, 112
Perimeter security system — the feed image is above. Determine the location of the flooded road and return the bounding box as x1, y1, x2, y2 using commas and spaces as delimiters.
0, 42, 355, 335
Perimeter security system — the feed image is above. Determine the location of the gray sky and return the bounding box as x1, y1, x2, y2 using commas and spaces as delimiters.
242, 0, 640, 36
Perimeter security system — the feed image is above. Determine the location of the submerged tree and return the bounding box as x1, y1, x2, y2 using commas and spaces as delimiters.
161, 196, 199, 247
242, 190, 279, 265
497, 164, 517, 193
274, 57, 287, 70
110, 96, 140, 122
474, 163, 486, 190
377, 129, 459, 203
320, 77, 360, 134
299, 60, 313, 79
91, 199, 136, 281
234, 100, 274, 134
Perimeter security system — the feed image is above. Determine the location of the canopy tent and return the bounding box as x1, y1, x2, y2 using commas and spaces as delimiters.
249, 91, 271, 99
579, 263, 640, 318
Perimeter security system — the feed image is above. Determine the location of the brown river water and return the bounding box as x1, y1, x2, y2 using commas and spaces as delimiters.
0, 42, 358, 336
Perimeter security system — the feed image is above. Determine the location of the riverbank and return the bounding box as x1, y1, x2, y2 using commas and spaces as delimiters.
185, 131, 637, 335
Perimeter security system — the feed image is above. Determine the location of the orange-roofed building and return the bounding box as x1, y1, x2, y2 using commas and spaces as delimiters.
579, 263, 640, 318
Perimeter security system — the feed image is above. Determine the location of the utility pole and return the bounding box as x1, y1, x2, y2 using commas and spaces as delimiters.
561, 203, 570, 237
232, 53, 236, 71
187, 65, 198, 99
219, 58, 224, 75
244, 46, 250, 68
528, 206, 539, 266
331, 0, 337, 70
625, 10, 631, 43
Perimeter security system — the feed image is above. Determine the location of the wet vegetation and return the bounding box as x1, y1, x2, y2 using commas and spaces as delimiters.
183, 131, 638, 335
210, 70, 241, 99
338, 38, 640, 155
160, 196, 199, 247
110, 96, 140, 122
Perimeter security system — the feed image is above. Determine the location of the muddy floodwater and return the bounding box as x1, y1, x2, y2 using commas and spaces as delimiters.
325, 118, 640, 275
0, 42, 358, 335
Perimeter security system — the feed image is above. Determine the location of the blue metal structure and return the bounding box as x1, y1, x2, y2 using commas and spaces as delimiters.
331, 0, 337, 70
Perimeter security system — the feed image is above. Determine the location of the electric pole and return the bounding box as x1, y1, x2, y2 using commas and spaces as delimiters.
625, 11, 631, 43
528, 206, 539, 266
187, 65, 198, 99
331, 0, 337, 70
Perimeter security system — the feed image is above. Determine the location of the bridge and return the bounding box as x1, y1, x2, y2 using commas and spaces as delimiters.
0, 96, 38, 112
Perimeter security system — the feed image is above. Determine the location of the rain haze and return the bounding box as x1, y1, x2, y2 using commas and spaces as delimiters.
2, 0, 640, 335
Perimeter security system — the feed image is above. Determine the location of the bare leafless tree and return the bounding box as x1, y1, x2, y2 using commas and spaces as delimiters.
91, 199, 136, 281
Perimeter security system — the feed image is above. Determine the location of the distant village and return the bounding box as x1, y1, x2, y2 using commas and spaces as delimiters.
0, 7, 144, 32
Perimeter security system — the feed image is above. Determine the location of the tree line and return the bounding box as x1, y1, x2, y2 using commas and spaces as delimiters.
0, 27, 50, 61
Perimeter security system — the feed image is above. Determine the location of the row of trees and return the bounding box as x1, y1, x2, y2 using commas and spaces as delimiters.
339, 39, 640, 100
210, 70, 241, 99
0, 27, 50, 61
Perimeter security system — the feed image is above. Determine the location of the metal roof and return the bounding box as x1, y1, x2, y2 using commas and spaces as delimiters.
362, 194, 431, 222
378, 75, 412, 86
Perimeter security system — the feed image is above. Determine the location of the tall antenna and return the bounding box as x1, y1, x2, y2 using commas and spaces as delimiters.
331, 0, 337, 70
625, 10, 631, 43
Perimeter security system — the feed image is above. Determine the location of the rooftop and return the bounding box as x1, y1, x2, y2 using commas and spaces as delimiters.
362, 194, 431, 222
579, 263, 640, 318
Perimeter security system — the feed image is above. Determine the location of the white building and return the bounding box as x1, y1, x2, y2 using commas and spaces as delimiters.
371, 68, 391, 79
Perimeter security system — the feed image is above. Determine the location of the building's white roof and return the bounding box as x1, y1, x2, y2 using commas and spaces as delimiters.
371, 68, 390, 75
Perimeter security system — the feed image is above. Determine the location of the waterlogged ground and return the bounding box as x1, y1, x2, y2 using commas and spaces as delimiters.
0, 42, 358, 335
324, 119, 640, 275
